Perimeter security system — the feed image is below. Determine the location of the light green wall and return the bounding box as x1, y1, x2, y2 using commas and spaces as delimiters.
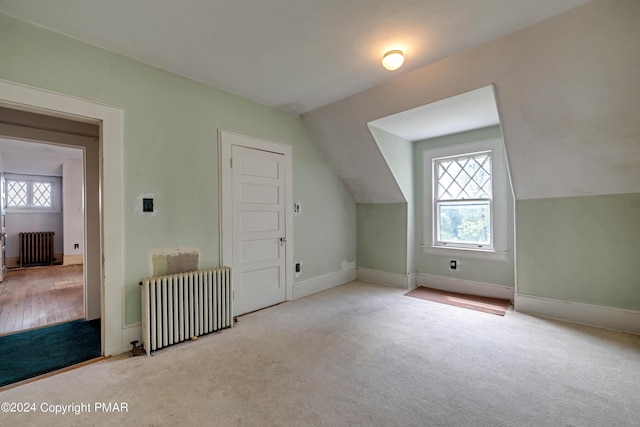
518, 193, 640, 311
0, 13, 356, 325
357, 125, 514, 284
413, 126, 515, 287
368, 126, 415, 273
369, 126, 413, 203
357, 203, 408, 275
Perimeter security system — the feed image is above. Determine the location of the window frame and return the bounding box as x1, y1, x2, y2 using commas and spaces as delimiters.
423, 138, 508, 261
433, 149, 494, 250
5, 174, 61, 213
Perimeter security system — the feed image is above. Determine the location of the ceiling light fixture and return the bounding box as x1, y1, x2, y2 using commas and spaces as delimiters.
382, 50, 404, 71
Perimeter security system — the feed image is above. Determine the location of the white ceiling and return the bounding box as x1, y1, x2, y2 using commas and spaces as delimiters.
0, 138, 83, 176
303, 0, 640, 203
368, 85, 500, 142
0, 0, 589, 115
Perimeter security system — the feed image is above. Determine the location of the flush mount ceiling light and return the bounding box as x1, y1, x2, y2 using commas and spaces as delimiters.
382, 50, 404, 71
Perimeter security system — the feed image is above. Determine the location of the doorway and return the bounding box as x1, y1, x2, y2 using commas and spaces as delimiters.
0, 104, 103, 386
0, 79, 125, 356
219, 130, 294, 316
0, 107, 101, 330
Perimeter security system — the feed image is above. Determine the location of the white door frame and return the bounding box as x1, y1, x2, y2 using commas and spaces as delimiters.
219, 130, 294, 303
0, 79, 125, 356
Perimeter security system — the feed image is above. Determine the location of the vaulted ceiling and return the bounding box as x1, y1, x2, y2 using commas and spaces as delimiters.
0, 0, 588, 114
3, 0, 634, 205
303, 1, 640, 202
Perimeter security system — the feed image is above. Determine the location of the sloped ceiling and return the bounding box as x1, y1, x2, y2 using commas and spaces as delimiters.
0, 0, 588, 115
303, 0, 640, 203
1, 0, 633, 205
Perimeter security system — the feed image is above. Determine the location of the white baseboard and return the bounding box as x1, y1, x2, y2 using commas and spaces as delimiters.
6, 254, 65, 268
408, 273, 417, 289
515, 293, 640, 335
357, 267, 416, 289
415, 273, 514, 301
292, 267, 357, 299
63, 254, 84, 265
120, 322, 142, 356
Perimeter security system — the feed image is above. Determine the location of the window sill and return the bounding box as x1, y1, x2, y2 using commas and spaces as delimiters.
422, 245, 508, 261
7, 208, 61, 214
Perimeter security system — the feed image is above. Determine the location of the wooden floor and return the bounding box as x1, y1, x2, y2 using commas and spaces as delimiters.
0, 265, 84, 336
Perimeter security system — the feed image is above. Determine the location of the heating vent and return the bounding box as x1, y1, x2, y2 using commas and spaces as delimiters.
140, 267, 233, 355
19, 231, 55, 267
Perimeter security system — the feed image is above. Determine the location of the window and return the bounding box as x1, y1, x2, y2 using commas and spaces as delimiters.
423, 138, 507, 261
5, 174, 60, 212
434, 151, 492, 248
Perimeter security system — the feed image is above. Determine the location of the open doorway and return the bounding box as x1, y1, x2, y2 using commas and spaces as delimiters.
0, 106, 102, 385
0, 108, 101, 327
0, 127, 91, 335
0, 79, 125, 358
0, 138, 86, 334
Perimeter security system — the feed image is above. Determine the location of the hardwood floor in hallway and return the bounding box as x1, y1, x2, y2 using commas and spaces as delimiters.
0, 265, 83, 336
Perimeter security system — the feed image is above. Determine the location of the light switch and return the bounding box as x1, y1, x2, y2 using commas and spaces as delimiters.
142, 198, 154, 213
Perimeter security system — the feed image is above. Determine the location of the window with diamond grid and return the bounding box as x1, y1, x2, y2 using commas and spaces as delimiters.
7, 180, 28, 207
5, 176, 59, 211
433, 150, 493, 248
32, 182, 52, 207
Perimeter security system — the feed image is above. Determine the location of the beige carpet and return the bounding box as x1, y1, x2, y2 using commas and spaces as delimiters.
1, 280, 639, 426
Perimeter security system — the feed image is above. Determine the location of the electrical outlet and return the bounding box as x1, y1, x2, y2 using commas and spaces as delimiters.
449, 259, 460, 271
295, 262, 301, 273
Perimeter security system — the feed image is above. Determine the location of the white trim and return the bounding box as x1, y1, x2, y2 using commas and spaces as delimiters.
292, 267, 357, 299
422, 245, 508, 261
0, 79, 125, 356
357, 266, 416, 289
121, 323, 142, 354
63, 254, 84, 266
218, 129, 294, 302
416, 273, 514, 301
423, 138, 507, 261
514, 293, 640, 335
408, 273, 417, 289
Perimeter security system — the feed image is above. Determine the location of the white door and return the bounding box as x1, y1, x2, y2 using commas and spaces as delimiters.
231, 145, 287, 315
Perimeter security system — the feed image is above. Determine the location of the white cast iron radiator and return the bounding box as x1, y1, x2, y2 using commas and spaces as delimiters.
140, 267, 233, 355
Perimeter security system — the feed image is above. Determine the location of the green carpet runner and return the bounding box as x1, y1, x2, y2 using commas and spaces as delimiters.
0, 319, 100, 387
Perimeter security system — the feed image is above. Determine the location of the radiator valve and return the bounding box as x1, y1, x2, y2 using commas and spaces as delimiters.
129, 340, 144, 357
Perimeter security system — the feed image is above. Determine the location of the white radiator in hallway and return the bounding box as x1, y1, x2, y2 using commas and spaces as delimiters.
140, 267, 233, 355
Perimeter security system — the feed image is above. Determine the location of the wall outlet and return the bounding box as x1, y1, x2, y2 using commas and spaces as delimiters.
295, 262, 301, 273
449, 259, 460, 271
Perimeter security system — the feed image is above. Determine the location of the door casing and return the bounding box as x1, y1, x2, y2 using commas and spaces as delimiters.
0, 78, 125, 356
219, 130, 294, 308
